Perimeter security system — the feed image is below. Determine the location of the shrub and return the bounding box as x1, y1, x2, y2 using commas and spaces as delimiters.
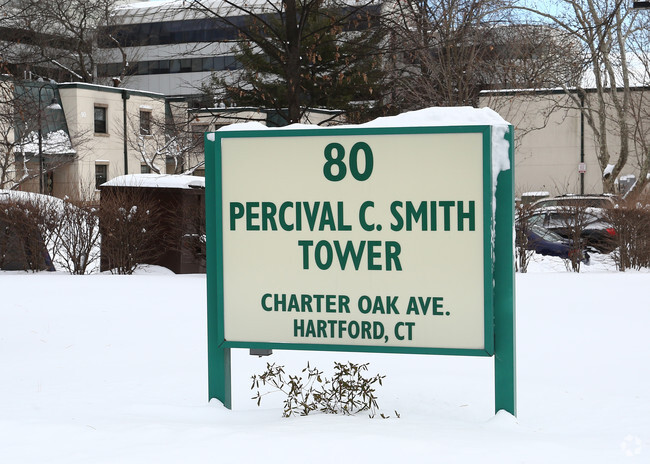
57, 199, 100, 274
251, 361, 395, 418
0, 199, 50, 271
515, 202, 535, 273
99, 187, 167, 275
605, 200, 650, 271
0, 192, 100, 274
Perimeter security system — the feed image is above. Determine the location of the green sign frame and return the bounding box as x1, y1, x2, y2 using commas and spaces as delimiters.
205, 125, 516, 416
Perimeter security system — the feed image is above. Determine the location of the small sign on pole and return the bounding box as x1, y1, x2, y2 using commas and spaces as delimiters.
205, 123, 516, 416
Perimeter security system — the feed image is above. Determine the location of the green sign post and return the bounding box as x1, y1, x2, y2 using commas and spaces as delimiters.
205, 125, 516, 416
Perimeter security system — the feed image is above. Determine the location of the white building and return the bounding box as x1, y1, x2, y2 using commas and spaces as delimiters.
10, 81, 167, 200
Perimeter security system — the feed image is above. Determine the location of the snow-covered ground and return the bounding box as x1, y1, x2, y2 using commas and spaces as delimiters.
1, 256, 649, 463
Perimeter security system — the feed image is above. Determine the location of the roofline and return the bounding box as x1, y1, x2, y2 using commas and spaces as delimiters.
188, 107, 345, 115
56, 82, 167, 100
480, 85, 650, 97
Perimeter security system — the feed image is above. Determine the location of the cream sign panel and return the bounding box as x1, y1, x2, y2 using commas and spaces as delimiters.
220, 130, 491, 351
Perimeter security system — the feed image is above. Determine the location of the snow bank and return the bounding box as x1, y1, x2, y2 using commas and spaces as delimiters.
1, 270, 649, 463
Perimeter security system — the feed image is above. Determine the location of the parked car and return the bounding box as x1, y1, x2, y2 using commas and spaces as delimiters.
526, 206, 617, 253
530, 194, 619, 210
519, 222, 589, 263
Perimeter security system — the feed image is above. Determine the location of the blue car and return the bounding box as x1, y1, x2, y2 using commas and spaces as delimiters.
521, 223, 589, 263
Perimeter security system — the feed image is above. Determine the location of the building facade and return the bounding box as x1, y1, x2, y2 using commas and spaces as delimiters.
479, 88, 650, 198
8, 81, 168, 200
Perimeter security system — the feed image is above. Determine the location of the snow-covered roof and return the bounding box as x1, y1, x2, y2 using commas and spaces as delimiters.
17, 130, 75, 155
0, 189, 63, 205
113, 0, 383, 24
113, 0, 285, 24
101, 174, 205, 190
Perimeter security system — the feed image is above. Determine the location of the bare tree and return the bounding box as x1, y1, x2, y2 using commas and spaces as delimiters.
126, 102, 205, 175
520, 0, 650, 195
626, 15, 650, 196
0, 80, 81, 191
382, 0, 581, 110
2, 0, 131, 84
0, 79, 20, 189
383, 0, 506, 108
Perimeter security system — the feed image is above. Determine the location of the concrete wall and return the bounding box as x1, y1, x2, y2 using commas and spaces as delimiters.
480, 90, 643, 198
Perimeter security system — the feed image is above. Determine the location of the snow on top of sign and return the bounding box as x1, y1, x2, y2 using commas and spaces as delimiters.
218, 121, 268, 132
218, 106, 512, 215
357, 106, 509, 128
102, 174, 205, 190
218, 107, 508, 131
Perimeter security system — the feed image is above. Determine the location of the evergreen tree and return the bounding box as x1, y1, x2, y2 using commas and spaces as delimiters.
196, 0, 388, 125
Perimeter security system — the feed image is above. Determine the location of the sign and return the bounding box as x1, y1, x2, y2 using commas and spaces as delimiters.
206, 124, 516, 415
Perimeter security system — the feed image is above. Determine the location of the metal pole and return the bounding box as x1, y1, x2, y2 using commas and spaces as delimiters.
205, 132, 232, 409
38, 85, 44, 195
494, 125, 517, 417
580, 91, 585, 195
122, 90, 129, 175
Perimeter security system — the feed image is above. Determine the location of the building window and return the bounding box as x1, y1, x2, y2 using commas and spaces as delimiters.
95, 164, 108, 189
141, 163, 151, 174
140, 110, 152, 135
94, 106, 107, 134
97, 55, 242, 77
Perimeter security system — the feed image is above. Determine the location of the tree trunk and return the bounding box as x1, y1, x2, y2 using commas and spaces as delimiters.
284, 0, 302, 124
